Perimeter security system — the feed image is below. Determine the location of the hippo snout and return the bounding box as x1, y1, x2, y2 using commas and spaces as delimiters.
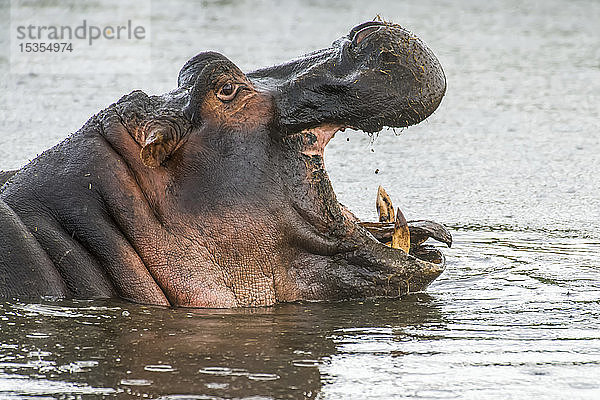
249, 20, 446, 134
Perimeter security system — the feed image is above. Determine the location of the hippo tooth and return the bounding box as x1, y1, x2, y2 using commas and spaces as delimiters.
376, 185, 395, 223
391, 207, 411, 254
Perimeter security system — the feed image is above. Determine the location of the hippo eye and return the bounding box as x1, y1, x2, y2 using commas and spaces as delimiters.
217, 82, 239, 102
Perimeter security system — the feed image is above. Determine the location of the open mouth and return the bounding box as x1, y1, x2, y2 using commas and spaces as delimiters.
301, 124, 452, 266
243, 19, 449, 288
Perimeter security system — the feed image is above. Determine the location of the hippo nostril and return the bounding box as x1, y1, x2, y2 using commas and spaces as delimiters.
348, 20, 385, 38
353, 26, 382, 45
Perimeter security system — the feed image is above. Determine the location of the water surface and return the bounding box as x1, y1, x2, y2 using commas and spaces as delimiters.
0, 0, 599, 398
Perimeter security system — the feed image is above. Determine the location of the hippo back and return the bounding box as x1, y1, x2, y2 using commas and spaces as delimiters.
0, 170, 17, 188
0, 198, 68, 298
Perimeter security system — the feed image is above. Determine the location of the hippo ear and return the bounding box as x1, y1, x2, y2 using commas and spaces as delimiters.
139, 118, 183, 168
139, 115, 190, 168
140, 131, 173, 168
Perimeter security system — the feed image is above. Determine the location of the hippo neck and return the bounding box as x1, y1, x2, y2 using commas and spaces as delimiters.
97, 108, 289, 306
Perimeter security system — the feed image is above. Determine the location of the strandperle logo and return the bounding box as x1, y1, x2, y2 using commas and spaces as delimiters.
10, 0, 152, 74
15, 20, 147, 46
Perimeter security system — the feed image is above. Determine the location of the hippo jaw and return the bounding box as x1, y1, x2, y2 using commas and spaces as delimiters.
257, 21, 449, 299
273, 121, 451, 301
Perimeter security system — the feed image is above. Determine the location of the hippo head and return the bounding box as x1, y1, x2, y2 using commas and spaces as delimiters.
115, 21, 448, 306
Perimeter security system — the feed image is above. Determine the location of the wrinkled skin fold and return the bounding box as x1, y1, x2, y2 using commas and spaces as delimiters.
0, 21, 449, 307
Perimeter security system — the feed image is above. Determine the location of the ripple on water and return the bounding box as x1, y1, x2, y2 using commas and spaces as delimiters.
144, 364, 176, 372
247, 373, 280, 381
24, 332, 51, 339
0, 375, 116, 395
205, 382, 229, 389
198, 366, 233, 376
292, 359, 320, 367
156, 395, 224, 400
197, 366, 281, 381
120, 378, 153, 386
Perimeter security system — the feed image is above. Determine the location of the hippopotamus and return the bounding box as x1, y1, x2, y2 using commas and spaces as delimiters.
0, 21, 450, 307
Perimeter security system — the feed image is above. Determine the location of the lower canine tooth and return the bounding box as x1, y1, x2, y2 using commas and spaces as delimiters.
376, 185, 395, 223
391, 207, 411, 254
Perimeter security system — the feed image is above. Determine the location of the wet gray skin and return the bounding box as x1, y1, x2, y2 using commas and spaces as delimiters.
0, 21, 448, 307
0, 171, 16, 187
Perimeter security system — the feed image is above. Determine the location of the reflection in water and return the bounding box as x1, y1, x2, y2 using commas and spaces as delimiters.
0, 295, 443, 398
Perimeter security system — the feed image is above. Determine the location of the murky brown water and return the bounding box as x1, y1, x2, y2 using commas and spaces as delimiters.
1, 0, 599, 398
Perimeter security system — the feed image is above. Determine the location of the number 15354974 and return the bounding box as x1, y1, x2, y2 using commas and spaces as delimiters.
19, 42, 73, 52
